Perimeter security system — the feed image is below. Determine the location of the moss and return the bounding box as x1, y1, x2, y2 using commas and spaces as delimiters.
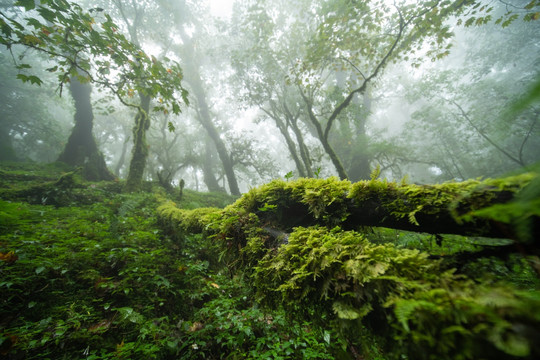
154, 173, 540, 359
157, 200, 221, 234
178, 188, 238, 209
349, 172, 535, 227
125, 106, 150, 192
252, 226, 540, 359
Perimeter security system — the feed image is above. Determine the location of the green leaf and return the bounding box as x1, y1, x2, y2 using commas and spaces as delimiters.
15, 63, 32, 70
167, 121, 175, 132
36, 7, 58, 23
332, 301, 372, 320
323, 330, 331, 344
15, 0, 36, 11
35, 266, 45, 274
28, 75, 43, 86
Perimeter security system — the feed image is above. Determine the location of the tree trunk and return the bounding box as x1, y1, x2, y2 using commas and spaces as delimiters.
0, 128, 19, 161
203, 137, 225, 193
161, 175, 536, 242
289, 116, 314, 177
270, 112, 307, 177
300, 90, 349, 180
125, 94, 151, 192
185, 64, 241, 195
114, 135, 130, 177
57, 77, 114, 181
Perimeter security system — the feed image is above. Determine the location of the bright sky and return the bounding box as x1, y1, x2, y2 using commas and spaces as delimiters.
208, 0, 234, 18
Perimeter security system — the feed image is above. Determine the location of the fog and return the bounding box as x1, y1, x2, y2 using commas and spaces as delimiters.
1, 0, 539, 193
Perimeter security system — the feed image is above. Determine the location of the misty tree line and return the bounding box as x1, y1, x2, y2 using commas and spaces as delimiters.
1, 0, 539, 193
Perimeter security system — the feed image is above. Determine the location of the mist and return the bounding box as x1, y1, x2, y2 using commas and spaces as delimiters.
1, 0, 538, 191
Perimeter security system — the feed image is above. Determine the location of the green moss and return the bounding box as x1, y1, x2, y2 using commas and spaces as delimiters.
252, 226, 540, 359
125, 106, 150, 192
154, 172, 540, 359
157, 200, 221, 234
349, 172, 535, 226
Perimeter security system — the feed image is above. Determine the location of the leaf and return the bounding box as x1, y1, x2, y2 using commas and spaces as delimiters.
14, 0, 35, 11
167, 121, 175, 132
35, 266, 45, 274
323, 330, 331, 344
332, 301, 372, 320
28, 75, 43, 86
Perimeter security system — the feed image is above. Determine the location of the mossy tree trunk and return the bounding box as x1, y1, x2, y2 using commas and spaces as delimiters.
57, 77, 114, 181
125, 94, 151, 192
159, 174, 538, 244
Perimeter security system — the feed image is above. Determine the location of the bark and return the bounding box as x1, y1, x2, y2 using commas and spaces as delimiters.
57, 77, 114, 181
191, 79, 240, 195
288, 116, 314, 178
300, 89, 349, 180
114, 135, 130, 177
160, 174, 537, 243
125, 94, 151, 192
170, 18, 240, 195
203, 137, 225, 193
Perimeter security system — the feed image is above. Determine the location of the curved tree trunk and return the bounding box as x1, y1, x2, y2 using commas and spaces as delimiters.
160, 174, 536, 242
183, 58, 241, 196
300, 90, 349, 180
57, 77, 114, 181
289, 116, 314, 177
266, 110, 307, 177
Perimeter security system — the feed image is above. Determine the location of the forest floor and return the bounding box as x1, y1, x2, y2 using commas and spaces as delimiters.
0, 163, 351, 359
1, 163, 538, 359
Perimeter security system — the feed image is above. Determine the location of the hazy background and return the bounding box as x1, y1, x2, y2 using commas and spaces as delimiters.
1, 0, 538, 193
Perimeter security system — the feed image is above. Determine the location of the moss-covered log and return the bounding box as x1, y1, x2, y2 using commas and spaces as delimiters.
156, 173, 540, 359
163, 174, 534, 240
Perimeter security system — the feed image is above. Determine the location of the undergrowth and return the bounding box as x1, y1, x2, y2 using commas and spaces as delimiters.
2, 163, 539, 359
0, 163, 340, 359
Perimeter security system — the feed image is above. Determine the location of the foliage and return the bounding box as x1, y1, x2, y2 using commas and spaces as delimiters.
176, 277, 343, 359
0, 188, 188, 359
0, 0, 188, 114
2, 163, 341, 359
252, 226, 540, 359
159, 171, 540, 359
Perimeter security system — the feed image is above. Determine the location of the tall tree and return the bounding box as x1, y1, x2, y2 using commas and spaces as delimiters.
397, 4, 540, 181
167, 0, 241, 195
57, 75, 114, 180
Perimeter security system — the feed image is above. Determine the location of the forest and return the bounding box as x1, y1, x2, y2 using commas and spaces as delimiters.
1, 0, 540, 359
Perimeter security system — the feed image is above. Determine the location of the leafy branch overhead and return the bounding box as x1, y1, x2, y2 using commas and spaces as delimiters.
0, 0, 188, 114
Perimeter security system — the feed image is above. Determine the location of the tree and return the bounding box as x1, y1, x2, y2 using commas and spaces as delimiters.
230, 0, 319, 179
396, 4, 540, 181
57, 75, 114, 180
0, 0, 188, 184
168, 0, 241, 195
0, 50, 69, 162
